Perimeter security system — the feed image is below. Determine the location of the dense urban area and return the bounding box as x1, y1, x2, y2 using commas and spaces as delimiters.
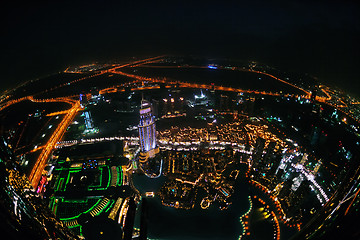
0, 56, 360, 240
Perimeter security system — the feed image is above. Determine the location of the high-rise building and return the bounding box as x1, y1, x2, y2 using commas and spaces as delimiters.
138, 100, 159, 161
84, 111, 94, 130
252, 137, 266, 165
79, 93, 88, 107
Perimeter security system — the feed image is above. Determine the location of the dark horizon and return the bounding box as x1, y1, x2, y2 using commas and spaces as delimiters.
2, 0, 360, 96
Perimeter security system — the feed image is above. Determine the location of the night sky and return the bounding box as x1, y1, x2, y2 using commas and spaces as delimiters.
2, 0, 360, 96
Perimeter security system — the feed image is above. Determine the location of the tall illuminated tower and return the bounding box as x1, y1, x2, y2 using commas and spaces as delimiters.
138, 100, 158, 160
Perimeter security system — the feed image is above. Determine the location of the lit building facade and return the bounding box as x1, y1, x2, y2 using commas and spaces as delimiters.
138, 100, 158, 159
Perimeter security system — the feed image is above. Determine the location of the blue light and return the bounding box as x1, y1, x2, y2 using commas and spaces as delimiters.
208, 65, 217, 69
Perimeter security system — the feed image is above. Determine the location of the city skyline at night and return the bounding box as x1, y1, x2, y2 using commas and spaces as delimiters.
0, 55, 359, 239
1, 1, 360, 239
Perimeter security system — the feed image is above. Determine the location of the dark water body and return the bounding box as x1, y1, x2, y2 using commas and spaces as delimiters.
132, 174, 167, 193
132, 174, 251, 240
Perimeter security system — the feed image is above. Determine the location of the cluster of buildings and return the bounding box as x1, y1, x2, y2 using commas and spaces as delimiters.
2, 55, 360, 239
0, 136, 79, 239
137, 98, 240, 210
137, 94, 331, 227
159, 149, 237, 210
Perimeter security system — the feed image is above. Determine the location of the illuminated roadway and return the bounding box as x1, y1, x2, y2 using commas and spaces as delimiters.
114, 64, 312, 96
0, 94, 82, 188
0, 94, 81, 188
0, 56, 165, 189
1, 56, 358, 197
104, 69, 308, 99
2, 56, 359, 239
32, 56, 165, 97
29, 101, 82, 188
0, 95, 77, 112
104, 65, 360, 125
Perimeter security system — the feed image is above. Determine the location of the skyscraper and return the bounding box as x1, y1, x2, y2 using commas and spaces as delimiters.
138, 100, 158, 161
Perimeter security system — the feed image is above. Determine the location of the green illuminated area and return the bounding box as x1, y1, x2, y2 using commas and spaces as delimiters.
48, 143, 124, 236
